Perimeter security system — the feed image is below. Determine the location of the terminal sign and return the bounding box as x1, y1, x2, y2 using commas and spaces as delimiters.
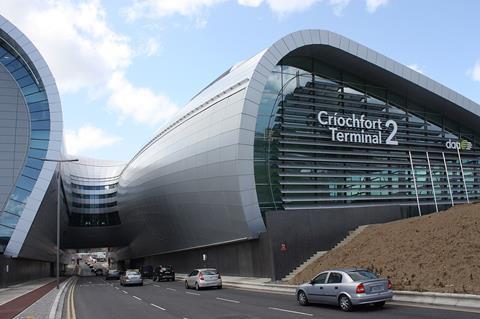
318, 111, 398, 145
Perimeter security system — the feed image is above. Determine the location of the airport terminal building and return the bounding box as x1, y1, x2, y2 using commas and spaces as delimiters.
1, 14, 479, 283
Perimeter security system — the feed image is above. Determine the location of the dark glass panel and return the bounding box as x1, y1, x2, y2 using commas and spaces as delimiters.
11, 67, 29, 80
17, 75, 35, 88
0, 212, 20, 228
25, 157, 44, 169
30, 139, 49, 149
16, 175, 36, 191
22, 83, 40, 96
28, 100, 49, 112
25, 91, 47, 104
22, 166, 41, 180
28, 148, 47, 159
31, 130, 50, 140
4, 200, 25, 216
10, 187, 31, 203
31, 120, 50, 130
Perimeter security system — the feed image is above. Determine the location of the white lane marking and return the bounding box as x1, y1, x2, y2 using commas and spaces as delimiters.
132, 296, 142, 301
166, 288, 176, 291
216, 297, 240, 304
150, 303, 166, 311
154, 284, 160, 287
268, 307, 313, 317
185, 291, 200, 296
115, 287, 119, 290
122, 290, 128, 294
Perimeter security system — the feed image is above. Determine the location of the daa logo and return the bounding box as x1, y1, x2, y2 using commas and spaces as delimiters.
445, 139, 472, 151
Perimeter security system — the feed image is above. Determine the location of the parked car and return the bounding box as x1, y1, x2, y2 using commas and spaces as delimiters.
141, 265, 153, 278
105, 269, 121, 280
120, 270, 143, 286
153, 265, 175, 281
95, 268, 103, 276
296, 269, 393, 312
184, 268, 222, 290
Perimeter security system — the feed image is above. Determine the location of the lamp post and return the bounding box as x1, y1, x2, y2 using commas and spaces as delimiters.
37, 157, 79, 289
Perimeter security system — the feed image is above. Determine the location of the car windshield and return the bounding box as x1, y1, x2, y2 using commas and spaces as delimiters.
203, 270, 218, 275
347, 270, 378, 281
126, 271, 140, 276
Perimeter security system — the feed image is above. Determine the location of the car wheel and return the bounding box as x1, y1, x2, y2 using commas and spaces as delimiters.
217, 285, 222, 289
297, 291, 309, 306
140, 283, 143, 286
374, 301, 385, 308
339, 295, 353, 312
195, 282, 200, 291
185, 281, 189, 289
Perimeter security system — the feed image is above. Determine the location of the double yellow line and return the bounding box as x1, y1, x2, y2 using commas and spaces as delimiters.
66, 278, 77, 319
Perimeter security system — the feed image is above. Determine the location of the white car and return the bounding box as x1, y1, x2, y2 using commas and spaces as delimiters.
185, 268, 222, 290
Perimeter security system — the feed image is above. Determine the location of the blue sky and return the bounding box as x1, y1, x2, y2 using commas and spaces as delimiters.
1, 0, 479, 161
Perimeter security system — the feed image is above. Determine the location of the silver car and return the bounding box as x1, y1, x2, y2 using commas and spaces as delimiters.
120, 270, 143, 286
184, 268, 222, 290
296, 268, 393, 312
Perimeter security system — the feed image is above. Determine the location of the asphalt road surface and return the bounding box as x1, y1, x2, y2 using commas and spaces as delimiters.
74, 276, 479, 319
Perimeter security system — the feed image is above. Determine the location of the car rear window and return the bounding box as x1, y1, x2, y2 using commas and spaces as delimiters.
347, 271, 378, 281
203, 270, 218, 275
126, 271, 140, 276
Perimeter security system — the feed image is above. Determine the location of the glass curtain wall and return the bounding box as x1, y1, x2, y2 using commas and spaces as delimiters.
0, 37, 51, 251
254, 57, 480, 215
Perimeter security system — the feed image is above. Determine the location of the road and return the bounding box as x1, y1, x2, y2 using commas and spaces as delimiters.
73, 276, 480, 319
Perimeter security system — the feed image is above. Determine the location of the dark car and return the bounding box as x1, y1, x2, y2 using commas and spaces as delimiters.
153, 265, 175, 281
105, 269, 120, 280
95, 268, 103, 276
141, 265, 153, 278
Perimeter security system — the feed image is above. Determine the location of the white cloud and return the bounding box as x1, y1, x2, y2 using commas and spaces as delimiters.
366, 0, 389, 13
407, 64, 425, 75
0, 0, 132, 94
0, 0, 179, 131
468, 60, 480, 82
64, 125, 121, 155
329, 0, 351, 16
123, 0, 226, 21
107, 72, 179, 125
263, 0, 320, 15
238, 0, 263, 6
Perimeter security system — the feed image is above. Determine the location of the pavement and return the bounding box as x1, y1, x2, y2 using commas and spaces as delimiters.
73, 276, 480, 319
0, 278, 59, 319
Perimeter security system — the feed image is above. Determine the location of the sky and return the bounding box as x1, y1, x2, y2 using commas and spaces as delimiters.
1, 0, 479, 161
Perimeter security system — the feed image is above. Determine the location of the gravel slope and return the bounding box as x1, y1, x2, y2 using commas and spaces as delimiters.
287, 203, 480, 294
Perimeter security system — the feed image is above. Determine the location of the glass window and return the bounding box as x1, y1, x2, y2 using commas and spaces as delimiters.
28, 148, 47, 159
17, 75, 35, 88
327, 273, 343, 284
29, 100, 49, 112
25, 157, 44, 169
17, 175, 36, 191
0, 212, 20, 228
10, 187, 31, 203
348, 271, 378, 281
22, 166, 41, 180
11, 67, 29, 80
4, 200, 25, 215
30, 111, 50, 121
31, 120, 50, 130
5, 58, 22, 72
20, 83, 39, 96
30, 139, 49, 149
312, 272, 328, 284
31, 130, 50, 140
25, 91, 47, 104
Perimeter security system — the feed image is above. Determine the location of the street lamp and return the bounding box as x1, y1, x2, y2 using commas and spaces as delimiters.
36, 157, 79, 289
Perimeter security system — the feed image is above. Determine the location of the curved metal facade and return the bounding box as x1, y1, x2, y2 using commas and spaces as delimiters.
0, 15, 62, 257
115, 30, 480, 260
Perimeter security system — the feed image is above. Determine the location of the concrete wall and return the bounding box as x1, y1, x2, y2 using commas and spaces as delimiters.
0, 255, 52, 288
128, 233, 273, 279
264, 205, 435, 280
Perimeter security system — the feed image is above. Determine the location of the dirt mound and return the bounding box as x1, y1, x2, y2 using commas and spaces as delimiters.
287, 203, 480, 294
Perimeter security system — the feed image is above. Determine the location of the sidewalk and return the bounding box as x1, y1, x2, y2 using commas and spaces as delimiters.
0, 278, 61, 319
